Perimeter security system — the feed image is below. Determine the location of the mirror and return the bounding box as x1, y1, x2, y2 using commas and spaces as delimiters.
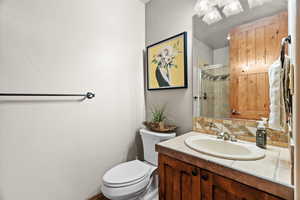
193, 0, 288, 120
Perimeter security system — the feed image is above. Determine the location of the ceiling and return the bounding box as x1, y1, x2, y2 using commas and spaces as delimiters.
193, 0, 288, 49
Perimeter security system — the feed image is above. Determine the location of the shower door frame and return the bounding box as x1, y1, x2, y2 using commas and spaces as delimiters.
195, 64, 228, 118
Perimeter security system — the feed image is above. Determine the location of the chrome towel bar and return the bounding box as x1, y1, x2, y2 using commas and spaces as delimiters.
0, 92, 95, 99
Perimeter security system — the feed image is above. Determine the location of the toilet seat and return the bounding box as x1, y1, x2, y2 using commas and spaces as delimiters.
103, 160, 151, 187
102, 160, 156, 200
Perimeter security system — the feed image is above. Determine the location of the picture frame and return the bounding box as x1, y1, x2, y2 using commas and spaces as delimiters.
146, 32, 188, 90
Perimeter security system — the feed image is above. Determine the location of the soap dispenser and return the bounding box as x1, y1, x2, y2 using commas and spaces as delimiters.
256, 118, 267, 149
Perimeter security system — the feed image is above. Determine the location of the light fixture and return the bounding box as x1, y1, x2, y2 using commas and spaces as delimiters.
227, 34, 231, 40
202, 8, 222, 25
194, 0, 216, 17
217, 0, 236, 7
248, 0, 273, 9
242, 65, 250, 72
222, 0, 244, 17
194, 0, 246, 25
247, 0, 263, 8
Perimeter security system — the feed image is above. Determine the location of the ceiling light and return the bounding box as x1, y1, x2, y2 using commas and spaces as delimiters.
217, 0, 236, 7
194, 0, 216, 17
194, 0, 210, 17
247, 0, 263, 8
248, 0, 273, 9
242, 65, 250, 72
222, 0, 243, 17
209, 0, 220, 6
202, 8, 222, 25
227, 34, 231, 40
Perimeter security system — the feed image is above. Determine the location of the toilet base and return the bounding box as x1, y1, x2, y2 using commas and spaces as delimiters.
138, 174, 158, 200
103, 173, 158, 200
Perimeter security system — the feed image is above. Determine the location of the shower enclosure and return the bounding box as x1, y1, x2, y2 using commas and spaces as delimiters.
195, 64, 231, 119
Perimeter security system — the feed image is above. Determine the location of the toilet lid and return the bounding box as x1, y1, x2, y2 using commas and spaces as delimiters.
103, 160, 150, 187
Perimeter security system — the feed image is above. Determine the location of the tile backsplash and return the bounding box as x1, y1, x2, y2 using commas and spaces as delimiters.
193, 117, 288, 147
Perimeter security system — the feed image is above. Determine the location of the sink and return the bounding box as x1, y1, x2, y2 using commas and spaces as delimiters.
185, 135, 265, 161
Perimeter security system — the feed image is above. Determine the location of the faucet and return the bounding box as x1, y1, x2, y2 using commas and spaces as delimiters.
217, 132, 231, 140
211, 126, 237, 142
217, 131, 237, 142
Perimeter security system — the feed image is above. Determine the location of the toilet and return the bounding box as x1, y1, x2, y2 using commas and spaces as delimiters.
101, 129, 176, 200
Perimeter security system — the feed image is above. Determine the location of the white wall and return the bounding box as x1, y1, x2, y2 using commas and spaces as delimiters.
289, 0, 300, 198
213, 47, 229, 65
193, 38, 213, 67
192, 37, 213, 117
0, 0, 145, 200
145, 0, 196, 134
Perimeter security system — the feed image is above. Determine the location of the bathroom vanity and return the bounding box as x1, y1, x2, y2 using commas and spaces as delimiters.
156, 132, 294, 200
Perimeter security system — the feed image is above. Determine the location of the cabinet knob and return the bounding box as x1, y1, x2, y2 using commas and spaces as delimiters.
191, 168, 198, 176
231, 109, 241, 115
201, 174, 209, 181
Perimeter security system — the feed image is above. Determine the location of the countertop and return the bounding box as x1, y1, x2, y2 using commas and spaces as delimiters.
156, 132, 294, 199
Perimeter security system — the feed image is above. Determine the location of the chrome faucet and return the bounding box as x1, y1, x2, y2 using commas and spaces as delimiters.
217, 132, 231, 141
211, 126, 237, 142
217, 131, 237, 142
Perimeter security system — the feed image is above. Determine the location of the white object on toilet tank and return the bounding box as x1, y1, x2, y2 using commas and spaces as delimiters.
140, 129, 176, 166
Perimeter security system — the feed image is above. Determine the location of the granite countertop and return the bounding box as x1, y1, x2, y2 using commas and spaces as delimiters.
157, 131, 293, 188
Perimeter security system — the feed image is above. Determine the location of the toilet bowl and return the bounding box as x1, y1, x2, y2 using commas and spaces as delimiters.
101, 129, 176, 200
102, 160, 156, 200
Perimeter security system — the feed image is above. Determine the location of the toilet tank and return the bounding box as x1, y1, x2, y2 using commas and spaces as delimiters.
140, 129, 176, 166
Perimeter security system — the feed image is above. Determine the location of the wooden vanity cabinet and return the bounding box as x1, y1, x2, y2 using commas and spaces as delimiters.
200, 170, 283, 200
158, 154, 201, 200
158, 154, 283, 200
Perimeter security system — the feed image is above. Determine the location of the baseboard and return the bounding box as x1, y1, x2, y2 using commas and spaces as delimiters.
88, 193, 109, 200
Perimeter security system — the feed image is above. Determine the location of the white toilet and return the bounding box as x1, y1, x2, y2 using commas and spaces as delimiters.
101, 129, 176, 200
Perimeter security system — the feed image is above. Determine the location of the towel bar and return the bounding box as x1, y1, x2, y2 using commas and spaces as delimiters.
0, 92, 95, 99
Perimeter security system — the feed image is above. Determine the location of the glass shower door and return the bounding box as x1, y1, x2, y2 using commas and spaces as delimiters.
197, 65, 230, 119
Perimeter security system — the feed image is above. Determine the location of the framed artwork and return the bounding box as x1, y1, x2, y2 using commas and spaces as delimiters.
147, 32, 188, 90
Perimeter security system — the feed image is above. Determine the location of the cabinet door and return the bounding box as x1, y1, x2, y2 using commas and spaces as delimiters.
158, 154, 201, 200
200, 170, 283, 200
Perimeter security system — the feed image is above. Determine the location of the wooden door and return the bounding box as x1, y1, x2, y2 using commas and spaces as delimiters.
229, 12, 288, 120
158, 154, 201, 200
201, 170, 283, 200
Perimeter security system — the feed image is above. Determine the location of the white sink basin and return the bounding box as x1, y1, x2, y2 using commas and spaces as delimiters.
185, 135, 265, 161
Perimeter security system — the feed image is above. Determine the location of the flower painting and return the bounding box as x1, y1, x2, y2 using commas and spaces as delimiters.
147, 32, 187, 90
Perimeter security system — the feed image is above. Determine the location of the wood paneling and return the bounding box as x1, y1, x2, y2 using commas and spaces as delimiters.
255, 26, 266, 65
247, 29, 256, 67
238, 75, 248, 113
265, 21, 279, 65
229, 12, 288, 120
